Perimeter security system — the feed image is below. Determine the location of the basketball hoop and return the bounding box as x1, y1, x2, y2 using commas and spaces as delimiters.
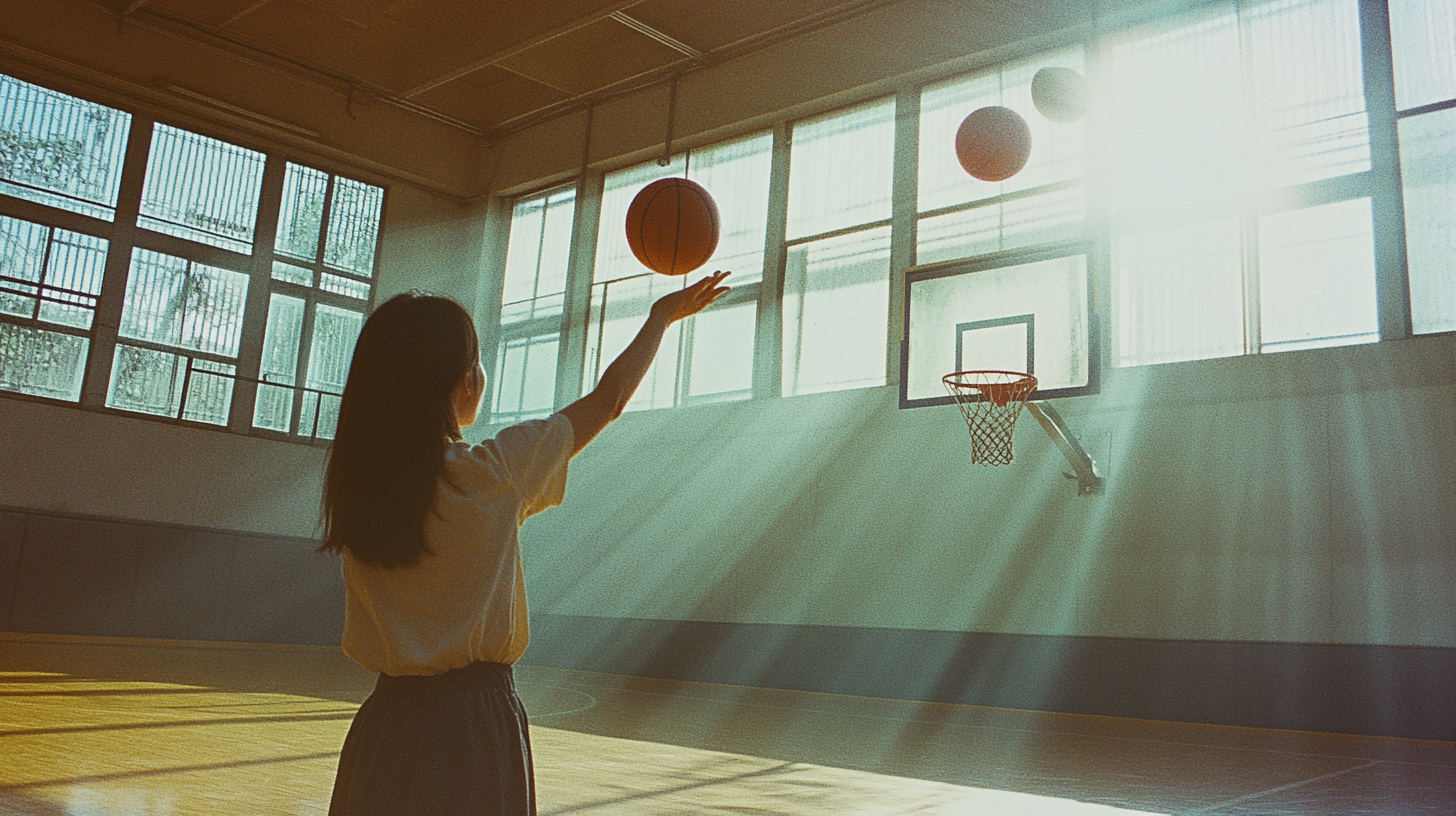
943, 370, 1038, 466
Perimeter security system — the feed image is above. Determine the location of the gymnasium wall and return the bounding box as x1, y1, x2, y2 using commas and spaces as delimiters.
522, 335, 1456, 649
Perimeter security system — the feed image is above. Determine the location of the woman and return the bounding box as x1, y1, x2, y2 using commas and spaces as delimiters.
322, 272, 731, 815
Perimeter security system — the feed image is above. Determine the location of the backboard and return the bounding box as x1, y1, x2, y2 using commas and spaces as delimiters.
901, 242, 1097, 408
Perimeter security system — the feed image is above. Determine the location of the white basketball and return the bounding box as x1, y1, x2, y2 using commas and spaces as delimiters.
1031, 66, 1089, 123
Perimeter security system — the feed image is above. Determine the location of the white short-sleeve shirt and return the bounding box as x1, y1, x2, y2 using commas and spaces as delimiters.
340, 413, 573, 676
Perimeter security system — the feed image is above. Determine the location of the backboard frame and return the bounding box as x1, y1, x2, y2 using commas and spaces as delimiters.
900, 240, 1100, 410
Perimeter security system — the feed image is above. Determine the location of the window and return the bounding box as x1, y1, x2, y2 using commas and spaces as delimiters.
1391, 0, 1456, 335
917, 48, 1086, 265
0, 75, 131, 220
139, 124, 266, 253
493, 185, 574, 424
782, 101, 895, 396
579, 131, 772, 414
254, 164, 381, 438
0, 72, 384, 441
0, 215, 107, 400
1109, 0, 1377, 366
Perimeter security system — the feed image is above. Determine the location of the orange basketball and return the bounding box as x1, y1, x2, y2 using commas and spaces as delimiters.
625, 178, 720, 276
954, 106, 1032, 182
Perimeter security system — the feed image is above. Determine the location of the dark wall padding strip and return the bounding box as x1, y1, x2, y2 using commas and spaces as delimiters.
0, 507, 342, 646
525, 614, 1456, 742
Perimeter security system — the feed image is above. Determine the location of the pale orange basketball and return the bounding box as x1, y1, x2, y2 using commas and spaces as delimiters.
625, 178, 720, 276
954, 106, 1032, 182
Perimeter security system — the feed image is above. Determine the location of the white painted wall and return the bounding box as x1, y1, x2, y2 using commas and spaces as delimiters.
521, 335, 1456, 647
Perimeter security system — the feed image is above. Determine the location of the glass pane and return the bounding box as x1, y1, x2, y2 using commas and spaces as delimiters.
493, 333, 560, 422
253, 293, 304, 432
919, 48, 1085, 213
275, 163, 328, 260
324, 176, 385, 276
0, 215, 49, 319
303, 304, 363, 439
0, 74, 131, 220
38, 229, 107, 329
320, 272, 370, 300
1244, 0, 1369, 187
782, 226, 891, 396
582, 273, 685, 412
120, 249, 249, 357
687, 131, 773, 286
271, 260, 314, 286
1402, 109, 1456, 334
594, 158, 685, 284
1110, 6, 1246, 218
787, 99, 895, 240
917, 187, 1084, 265
105, 344, 234, 424
108, 344, 183, 417
1114, 218, 1244, 367
1110, 0, 1367, 223
0, 322, 88, 401
503, 186, 575, 322
139, 125, 265, 253
181, 359, 236, 425
683, 299, 755, 403
1390, 0, 1456, 110
1258, 198, 1378, 352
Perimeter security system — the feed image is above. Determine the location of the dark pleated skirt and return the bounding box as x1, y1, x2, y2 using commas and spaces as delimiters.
329, 661, 535, 816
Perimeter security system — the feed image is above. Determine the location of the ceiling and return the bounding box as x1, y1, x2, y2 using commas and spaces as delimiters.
110, 0, 911, 139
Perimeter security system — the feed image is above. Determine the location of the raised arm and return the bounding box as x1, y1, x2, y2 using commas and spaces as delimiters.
560, 271, 730, 455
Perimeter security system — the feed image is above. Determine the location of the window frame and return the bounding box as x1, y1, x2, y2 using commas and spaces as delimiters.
0, 81, 386, 444
476, 0, 1426, 426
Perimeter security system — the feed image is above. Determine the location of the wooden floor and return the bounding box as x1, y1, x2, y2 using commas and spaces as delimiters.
1, 634, 1452, 815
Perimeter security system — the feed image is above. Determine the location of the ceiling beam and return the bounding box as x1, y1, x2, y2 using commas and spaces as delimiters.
220, 0, 277, 28
609, 12, 704, 62
401, 0, 646, 99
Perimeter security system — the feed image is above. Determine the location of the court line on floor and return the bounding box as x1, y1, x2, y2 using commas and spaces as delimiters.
522, 683, 599, 719
1177, 760, 1383, 815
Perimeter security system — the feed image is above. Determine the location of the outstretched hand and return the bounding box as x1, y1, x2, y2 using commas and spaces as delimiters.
651, 271, 731, 323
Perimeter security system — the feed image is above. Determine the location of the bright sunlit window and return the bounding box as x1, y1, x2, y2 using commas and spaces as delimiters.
493, 185, 574, 424
917, 48, 1086, 266
1110, 0, 1377, 366
1391, 0, 1456, 335
578, 131, 772, 415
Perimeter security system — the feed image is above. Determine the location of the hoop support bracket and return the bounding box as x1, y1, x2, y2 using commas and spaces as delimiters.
1025, 401, 1103, 496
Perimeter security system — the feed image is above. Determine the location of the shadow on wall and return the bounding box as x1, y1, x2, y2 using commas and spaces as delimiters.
0, 509, 345, 647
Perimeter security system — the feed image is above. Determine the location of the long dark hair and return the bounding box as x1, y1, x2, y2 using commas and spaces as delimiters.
321, 292, 481, 568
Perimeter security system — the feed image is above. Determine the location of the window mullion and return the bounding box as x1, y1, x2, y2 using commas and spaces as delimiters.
754, 121, 791, 401
888, 87, 919, 388
291, 297, 318, 437
474, 196, 513, 406
556, 170, 602, 410
1359, 0, 1412, 341
80, 116, 152, 409
232, 156, 286, 433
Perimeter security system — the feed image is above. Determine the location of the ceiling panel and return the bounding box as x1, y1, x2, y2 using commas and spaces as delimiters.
220, 0, 385, 82
411, 69, 569, 130
624, 0, 859, 53
494, 17, 686, 98
143, 0, 279, 28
